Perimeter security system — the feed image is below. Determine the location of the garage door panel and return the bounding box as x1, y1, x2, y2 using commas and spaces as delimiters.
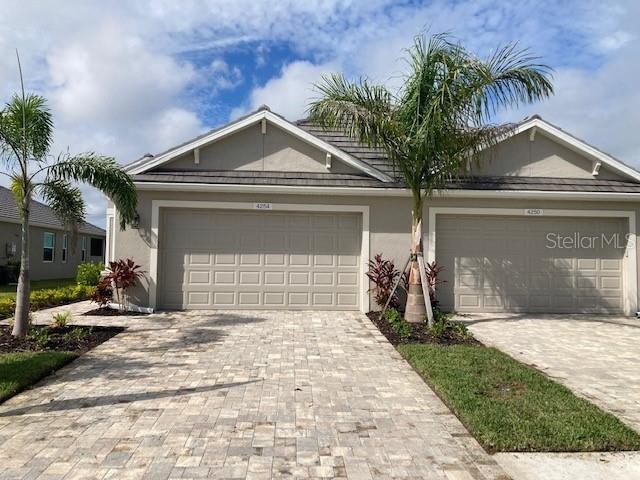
188, 252, 211, 265
436, 215, 626, 314
159, 209, 361, 310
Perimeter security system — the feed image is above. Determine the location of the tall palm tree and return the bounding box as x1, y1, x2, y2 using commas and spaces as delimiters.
0, 57, 137, 337
309, 34, 553, 323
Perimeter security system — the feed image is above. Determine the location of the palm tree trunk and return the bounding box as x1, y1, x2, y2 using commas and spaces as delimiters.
405, 213, 427, 323
12, 204, 31, 337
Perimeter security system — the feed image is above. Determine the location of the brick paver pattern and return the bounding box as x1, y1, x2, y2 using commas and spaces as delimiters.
462, 313, 640, 433
0, 303, 506, 479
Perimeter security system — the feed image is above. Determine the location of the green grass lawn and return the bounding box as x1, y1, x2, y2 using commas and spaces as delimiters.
0, 351, 77, 403
399, 343, 640, 452
0, 278, 77, 299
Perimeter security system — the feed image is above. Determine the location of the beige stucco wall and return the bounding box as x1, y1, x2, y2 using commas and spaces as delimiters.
471, 132, 625, 180
112, 189, 640, 313
0, 221, 105, 280
165, 123, 360, 174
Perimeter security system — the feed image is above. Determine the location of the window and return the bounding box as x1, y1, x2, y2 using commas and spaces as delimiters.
43, 232, 55, 262
81, 236, 87, 262
61, 234, 68, 263
90, 237, 104, 257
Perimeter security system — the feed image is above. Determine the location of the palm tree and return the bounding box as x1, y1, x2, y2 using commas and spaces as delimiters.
309, 33, 553, 323
0, 56, 137, 337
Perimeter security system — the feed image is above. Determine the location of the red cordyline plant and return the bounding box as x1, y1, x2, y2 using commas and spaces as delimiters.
366, 254, 405, 309
367, 254, 446, 313
93, 258, 144, 312
424, 261, 446, 308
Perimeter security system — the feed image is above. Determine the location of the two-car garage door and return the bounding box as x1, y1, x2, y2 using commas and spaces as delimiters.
158, 208, 361, 310
436, 215, 628, 314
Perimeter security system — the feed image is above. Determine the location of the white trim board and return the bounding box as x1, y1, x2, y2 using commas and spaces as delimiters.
149, 200, 370, 313
127, 109, 393, 183
134, 181, 640, 202
426, 206, 638, 316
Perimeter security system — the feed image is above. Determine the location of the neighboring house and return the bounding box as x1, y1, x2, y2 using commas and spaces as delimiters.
0, 186, 106, 281
111, 105, 640, 315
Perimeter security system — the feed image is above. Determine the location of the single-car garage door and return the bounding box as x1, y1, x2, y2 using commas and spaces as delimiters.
436, 215, 627, 313
158, 208, 361, 310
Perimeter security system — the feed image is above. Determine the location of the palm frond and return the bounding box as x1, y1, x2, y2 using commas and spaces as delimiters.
467, 43, 554, 123
308, 73, 398, 150
0, 94, 53, 166
46, 154, 137, 229
38, 179, 85, 232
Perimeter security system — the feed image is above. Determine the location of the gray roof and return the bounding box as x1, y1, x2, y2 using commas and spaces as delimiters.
134, 170, 640, 193
134, 170, 393, 188
125, 105, 640, 194
295, 120, 395, 177
445, 176, 640, 193
0, 186, 106, 235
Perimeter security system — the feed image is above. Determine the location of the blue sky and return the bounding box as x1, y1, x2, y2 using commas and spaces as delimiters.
1, 0, 638, 227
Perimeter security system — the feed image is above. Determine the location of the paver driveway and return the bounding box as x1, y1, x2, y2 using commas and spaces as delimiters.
0, 305, 505, 480
461, 314, 640, 433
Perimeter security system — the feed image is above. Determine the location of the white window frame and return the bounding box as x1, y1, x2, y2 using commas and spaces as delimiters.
426, 207, 638, 316
149, 200, 370, 313
81, 236, 87, 262
43, 232, 55, 263
61, 234, 68, 263
106, 209, 115, 264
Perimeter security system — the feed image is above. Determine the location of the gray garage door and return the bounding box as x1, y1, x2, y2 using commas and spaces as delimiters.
436, 215, 627, 313
158, 209, 361, 310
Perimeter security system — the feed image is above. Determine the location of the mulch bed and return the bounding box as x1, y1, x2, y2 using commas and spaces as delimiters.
0, 325, 124, 354
367, 311, 480, 347
83, 307, 149, 317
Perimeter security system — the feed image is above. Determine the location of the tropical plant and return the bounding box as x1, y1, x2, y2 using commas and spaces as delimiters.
383, 307, 412, 338
308, 33, 553, 323
366, 253, 405, 309
103, 258, 143, 311
51, 310, 71, 329
424, 261, 446, 308
76, 262, 105, 286
0, 55, 137, 336
91, 277, 113, 308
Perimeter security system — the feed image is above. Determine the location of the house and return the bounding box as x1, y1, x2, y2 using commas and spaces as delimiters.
110, 105, 640, 315
0, 186, 106, 281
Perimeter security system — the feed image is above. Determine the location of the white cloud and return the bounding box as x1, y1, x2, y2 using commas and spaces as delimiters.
207, 58, 243, 91
230, 61, 337, 121
48, 21, 195, 125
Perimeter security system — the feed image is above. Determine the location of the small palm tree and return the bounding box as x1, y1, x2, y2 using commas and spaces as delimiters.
309, 33, 553, 323
0, 57, 137, 337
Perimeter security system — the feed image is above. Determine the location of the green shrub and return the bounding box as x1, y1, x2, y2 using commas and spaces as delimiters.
76, 262, 104, 286
427, 310, 473, 341
28, 328, 50, 349
52, 311, 71, 328
0, 297, 15, 319
0, 285, 95, 320
383, 307, 412, 338
66, 326, 90, 343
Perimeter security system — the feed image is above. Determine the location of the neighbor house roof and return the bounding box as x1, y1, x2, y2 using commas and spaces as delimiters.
0, 186, 106, 236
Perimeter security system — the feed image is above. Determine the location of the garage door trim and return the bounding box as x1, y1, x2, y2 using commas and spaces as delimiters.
149, 200, 370, 312
427, 207, 637, 315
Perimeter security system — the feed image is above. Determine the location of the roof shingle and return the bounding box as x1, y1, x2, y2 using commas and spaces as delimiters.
133, 171, 640, 193
0, 186, 105, 235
